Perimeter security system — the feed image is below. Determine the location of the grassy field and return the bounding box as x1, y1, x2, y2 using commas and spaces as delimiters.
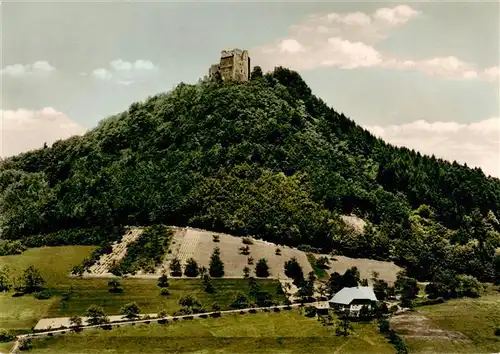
306, 253, 328, 279
29, 311, 394, 354
401, 293, 500, 353
0, 247, 284, 332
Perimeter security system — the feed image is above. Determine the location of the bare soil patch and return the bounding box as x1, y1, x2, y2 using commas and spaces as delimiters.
188, 228, 313, 278
85, 227, 142, 275
390, 313, 468, 341
318, 254, 402, 285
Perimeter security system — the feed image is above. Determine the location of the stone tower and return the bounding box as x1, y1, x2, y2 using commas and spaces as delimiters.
208, 49, 251, 82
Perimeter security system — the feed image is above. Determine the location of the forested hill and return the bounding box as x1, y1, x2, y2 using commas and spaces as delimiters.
1, 66, 499, 283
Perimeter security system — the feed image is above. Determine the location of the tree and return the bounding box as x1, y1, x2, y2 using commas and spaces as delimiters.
255, 258, 270, 277
212, 302, 221, 312
108, 278, 123, 293
69, 315, 83, 327
184, 258, 199, 277
179, 295, 201, 310
120, 302, 141, 319
209, 247, 225, 277
202, 273, 215, 293
372, 278, 390, 301
378, 318, 390, 334
297, 273, 315, 302
248, 277, 261, 298
342, 267, 360, 287
275, 283, 285, 295
250, 65, 263, 80
169, 257, 182, 276
338, 308, 352, 336
316, 256, 329, 269
15, 265, 45, 294
230, 292, 249, 309
327, 272, 344, 296
284, 258, 304, 283
157, 273, 169, 288
255, 290, 273, 307
86, 305, 108, 325
0, 266, 11, 292
395, 272, 419, 306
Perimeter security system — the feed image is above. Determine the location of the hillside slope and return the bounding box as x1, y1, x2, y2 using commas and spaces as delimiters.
1, 67, 499, 283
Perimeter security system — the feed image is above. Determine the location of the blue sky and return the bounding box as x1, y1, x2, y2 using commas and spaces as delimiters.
1, 1, 499, 177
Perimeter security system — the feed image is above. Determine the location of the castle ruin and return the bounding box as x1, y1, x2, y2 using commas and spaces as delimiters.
208, 49, 251, 82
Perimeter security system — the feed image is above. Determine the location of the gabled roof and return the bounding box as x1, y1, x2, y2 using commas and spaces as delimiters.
329, 286, 378, 305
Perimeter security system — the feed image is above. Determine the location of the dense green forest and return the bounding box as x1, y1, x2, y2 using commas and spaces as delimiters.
0, 67, 499, 283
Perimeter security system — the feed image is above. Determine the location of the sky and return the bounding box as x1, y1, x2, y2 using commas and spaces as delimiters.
1, 1, 499, 177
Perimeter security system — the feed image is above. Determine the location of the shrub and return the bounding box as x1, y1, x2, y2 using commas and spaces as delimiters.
157, 273, 169, 288
239, 245, 250, 255
108, 279, 123, 293
0, 330, 14, 342
316, 256, 329, 269
120, 302, 141, 319
495, 327, 500, 336
378, 318, 390, 334
273, 307, 281, 312
275, 248, 281, 256
242, 237, 253, 245
212, 234, 220, 243
297, 244, 320, 253
19, 338, 32, 351
243, 266, 251, 278
304, 306, 316, 317
160, 288, 170, 296
34, 289, 53, 299
247, 257, 254, 265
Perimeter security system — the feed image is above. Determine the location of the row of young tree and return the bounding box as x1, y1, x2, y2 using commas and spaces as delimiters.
1, 66, 499, 284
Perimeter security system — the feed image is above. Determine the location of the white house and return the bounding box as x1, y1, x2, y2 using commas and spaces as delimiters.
328, 286, 378, 316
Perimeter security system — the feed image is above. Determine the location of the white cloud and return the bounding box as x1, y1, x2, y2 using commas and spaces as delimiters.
0, 61, 56, 77
90, 59, 159, 85
91, 68, 113, 81
252, 6, 497, 82
0, 108, 86, 158
279, 39, 305, 53
327, 11, 372, 26
482, 66, 499, 82
364, 117, 500, 178
373, 5, 420, 25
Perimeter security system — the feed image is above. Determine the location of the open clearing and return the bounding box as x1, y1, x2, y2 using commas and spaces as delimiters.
28, 311, 394, 354
391, 294, 500, 353
86, 226, 401, 284
0, 246, 283, 332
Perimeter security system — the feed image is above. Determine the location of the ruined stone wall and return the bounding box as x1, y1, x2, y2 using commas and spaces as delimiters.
208, 49, 251, 82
